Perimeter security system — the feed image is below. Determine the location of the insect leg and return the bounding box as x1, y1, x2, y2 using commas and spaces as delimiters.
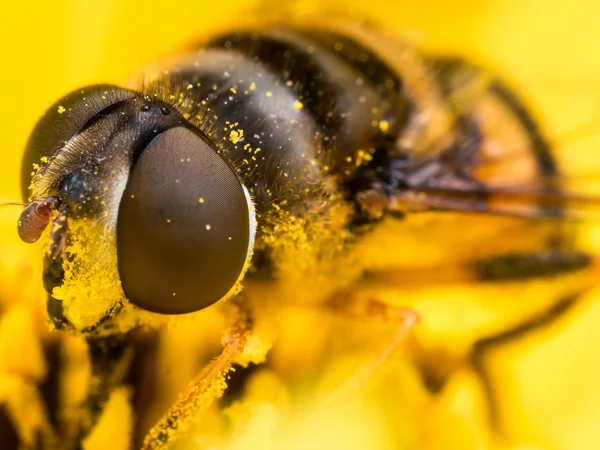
0, 308, 58, 449
0, 405, 19, 450
361, 250, 591, 289
364, 248, 592, 437
77, 333, 134, 444
470, 289, 588, 437
0, 376, 57, 449
141, 299, 256, 450
318, 293, 419, 409
471, 248, 592, 430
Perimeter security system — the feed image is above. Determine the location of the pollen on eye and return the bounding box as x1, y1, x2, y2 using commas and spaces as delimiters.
198, 197, 205, 204
57, 105, 66, 114
230, 129, 244, 144
379, 120, 390, 134
166, 219, 171, 223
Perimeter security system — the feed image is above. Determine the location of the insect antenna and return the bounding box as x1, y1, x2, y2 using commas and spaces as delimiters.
412, 184, 600, 205
392, 182, 600, 220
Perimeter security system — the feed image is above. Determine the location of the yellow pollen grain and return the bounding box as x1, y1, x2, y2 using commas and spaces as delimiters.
249, 82, 256, 91
40, 156, 49, 163
166, 219, 171, 223
230, 87, 237, 94
293, 100, 303, 111
230, 129, 243, 144
265, 91, 272, 97
57, 105, 66, 114
379, 120, 390, 134
198, 197, 205, 204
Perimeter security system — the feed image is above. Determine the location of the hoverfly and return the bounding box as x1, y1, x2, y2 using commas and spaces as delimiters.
1, 13, 599, 450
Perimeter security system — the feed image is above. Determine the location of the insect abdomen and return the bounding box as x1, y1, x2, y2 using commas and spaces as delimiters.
144, 27, 413, 216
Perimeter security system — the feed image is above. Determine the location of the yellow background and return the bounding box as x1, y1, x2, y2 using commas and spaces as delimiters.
1, 1, 600, 449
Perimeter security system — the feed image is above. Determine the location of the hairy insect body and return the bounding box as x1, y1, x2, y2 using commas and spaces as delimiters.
23, 23, 563, 332
143, 26, 562, 305
10, 20, 587, 449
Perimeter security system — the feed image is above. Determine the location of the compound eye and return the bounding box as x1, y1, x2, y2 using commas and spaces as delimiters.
117, 127, 253, 314
21, 85, 133, 200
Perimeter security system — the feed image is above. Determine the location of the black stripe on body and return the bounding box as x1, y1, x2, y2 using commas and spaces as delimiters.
144, 28, 414, 221
488, 81, 557, 179
429, 58, 557, 179
206, 31, 344, 135
203, 28, 408, 172
296, 29, 411, 127
152, 49, 323, 213
473, 251, 590, 282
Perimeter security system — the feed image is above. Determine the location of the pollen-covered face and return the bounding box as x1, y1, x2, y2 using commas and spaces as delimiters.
19, 86, 256, 332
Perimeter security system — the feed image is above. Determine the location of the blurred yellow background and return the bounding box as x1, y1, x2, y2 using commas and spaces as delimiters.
1, 1, 600, 449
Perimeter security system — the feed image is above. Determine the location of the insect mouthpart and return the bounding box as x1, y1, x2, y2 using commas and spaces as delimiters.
17, 197, 63, 244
